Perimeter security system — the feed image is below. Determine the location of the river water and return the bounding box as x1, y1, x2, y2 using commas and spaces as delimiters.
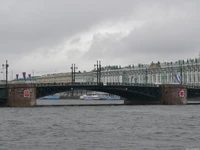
0, 99, 200, 150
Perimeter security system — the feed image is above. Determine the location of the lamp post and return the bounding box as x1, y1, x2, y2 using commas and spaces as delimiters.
94, 60, 101, 85
2, 60, 9, 99
2, 60, 9, 87
71, 64, 73, 84
73, 64, 78, 83
70, 63, 78, 97
71, 63, 78, 84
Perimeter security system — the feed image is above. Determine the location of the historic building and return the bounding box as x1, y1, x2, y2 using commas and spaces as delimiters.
100, 58, 200, 85
32, 55, 200, 85
36, 73, 72, 83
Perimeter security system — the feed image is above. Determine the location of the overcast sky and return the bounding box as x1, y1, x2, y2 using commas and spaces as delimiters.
1, 0, 200, 79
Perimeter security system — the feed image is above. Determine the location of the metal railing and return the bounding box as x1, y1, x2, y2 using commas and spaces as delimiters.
35, 82, 160, 87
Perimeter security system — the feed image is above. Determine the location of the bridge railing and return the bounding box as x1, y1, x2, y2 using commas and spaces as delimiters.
35, 82, 100, 86
105, 82, 159, 87
35, 82, 160, 87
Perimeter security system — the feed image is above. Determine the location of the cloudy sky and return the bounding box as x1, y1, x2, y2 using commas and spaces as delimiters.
0, 0, 200, 79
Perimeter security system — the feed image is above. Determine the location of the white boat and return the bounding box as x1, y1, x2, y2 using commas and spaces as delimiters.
79, 94, 101, 100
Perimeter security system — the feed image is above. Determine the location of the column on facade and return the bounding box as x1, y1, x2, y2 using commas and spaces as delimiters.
113, 72, 115, 83
183, 68, 186, 84
152, 71, 154, 83
116, 73, 118, 83
167, 68, 171, 84
128, 71, 131, 83
160, 72, 162, 83
112, 72, 115, 83
111, 71, 114, 83
139, 70, 142, 83
185, 69, 187, 84
141, 69, 144, 84
143, 69, 145, 83
156, 71, 158, 83
160, 71, 163, 84
141, 69, 144, 83
150, 71, 152, 83
138, 72, 140, 83
167, 71, 170, 84
115, 72, 118, 83
116, 72, 119, 83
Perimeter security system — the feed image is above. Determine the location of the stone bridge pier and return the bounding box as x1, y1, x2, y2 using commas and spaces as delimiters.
160, 84, 187, 104
124, 84, 187, 105
6, 84, 36, 107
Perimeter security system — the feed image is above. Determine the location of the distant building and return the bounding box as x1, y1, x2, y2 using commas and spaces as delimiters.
21, 55, 200, 85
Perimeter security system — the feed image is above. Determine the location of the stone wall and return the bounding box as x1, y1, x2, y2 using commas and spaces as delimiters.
160, 84, 187, 105
6, 84, 36, 107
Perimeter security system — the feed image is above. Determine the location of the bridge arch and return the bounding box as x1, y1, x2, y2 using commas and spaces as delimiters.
36, 84, 161, 101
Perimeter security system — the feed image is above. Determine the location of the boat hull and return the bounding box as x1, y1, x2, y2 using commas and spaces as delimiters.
80, 95, 100, 100
43, 96, 60, 100
100, 97, 121, 100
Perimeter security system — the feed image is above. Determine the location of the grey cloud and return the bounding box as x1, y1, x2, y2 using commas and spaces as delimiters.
84, 3, 200, 67
69, 37, 81, 44
1, 0, 200, 74
0, 0, 136, 54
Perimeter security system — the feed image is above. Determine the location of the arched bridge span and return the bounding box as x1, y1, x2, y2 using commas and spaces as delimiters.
36, 83, 161, 101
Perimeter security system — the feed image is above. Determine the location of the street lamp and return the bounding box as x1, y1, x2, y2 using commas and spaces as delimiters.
94, 60, 101, 85
2, 60, 9, 87
2, 60, 9, 100
71, 63, 78, 84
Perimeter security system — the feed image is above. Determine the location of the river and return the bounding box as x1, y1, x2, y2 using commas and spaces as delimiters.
0, 99, 200, 150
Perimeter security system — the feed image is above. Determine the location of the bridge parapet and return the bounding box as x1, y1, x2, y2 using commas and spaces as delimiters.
35, 82, 160, 87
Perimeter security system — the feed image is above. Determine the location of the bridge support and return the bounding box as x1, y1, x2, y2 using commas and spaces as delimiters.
124, 84, 187, 105
160, 84, 187, 105
6, 84, 36, 107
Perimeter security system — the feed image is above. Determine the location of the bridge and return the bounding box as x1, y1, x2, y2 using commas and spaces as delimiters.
36, 82, 161, 102
1, 82, 199, 106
